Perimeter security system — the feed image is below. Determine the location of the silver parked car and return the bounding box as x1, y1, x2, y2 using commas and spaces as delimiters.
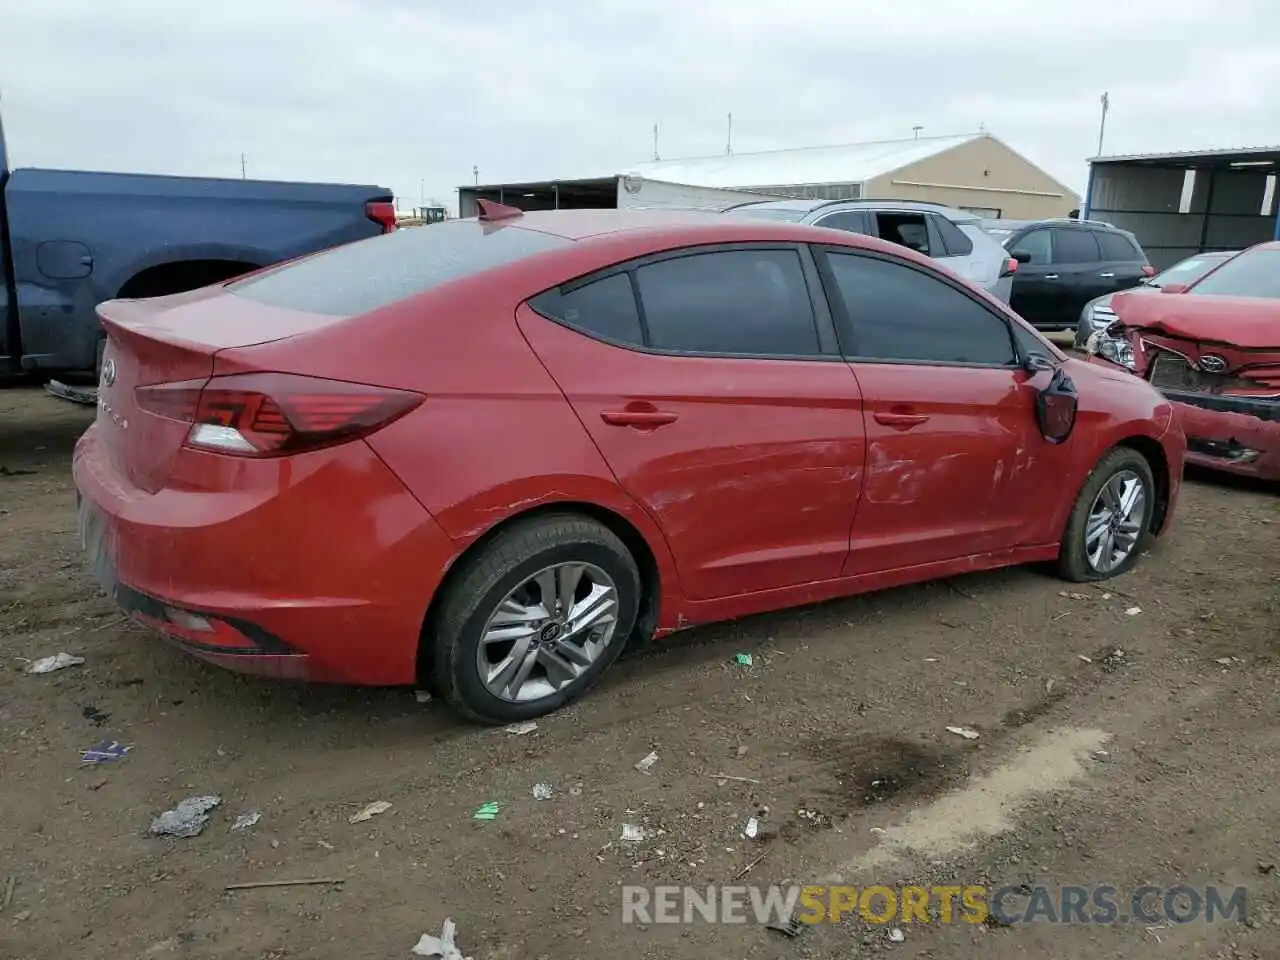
723, 198, 1017, 302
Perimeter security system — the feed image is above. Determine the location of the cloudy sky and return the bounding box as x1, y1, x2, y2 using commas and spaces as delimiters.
2, 0, 1276, 211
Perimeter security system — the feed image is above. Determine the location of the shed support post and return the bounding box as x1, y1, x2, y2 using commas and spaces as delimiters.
1197, 168, 1216, 253
1082, 163, 1097, 220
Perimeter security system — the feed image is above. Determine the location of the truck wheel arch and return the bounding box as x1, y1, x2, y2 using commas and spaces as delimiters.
115, 258, 263, 300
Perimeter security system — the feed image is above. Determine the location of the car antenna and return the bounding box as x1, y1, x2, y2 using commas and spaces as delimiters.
476, 199, 524, 221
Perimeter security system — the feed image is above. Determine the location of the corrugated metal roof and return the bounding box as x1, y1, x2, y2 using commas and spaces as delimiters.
620, 133, 983, 188
1091, 144, 1280, 164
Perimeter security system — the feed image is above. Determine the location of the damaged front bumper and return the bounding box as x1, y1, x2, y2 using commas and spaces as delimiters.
1162, 391, 1280, 480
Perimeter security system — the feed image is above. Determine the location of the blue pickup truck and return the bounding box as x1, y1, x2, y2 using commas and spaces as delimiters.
0, 111, 396, 379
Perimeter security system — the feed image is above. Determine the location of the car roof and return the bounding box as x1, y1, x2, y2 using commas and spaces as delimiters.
484, 207, 876, 243
983, 217, 1128, 233
726, 197, 980, 222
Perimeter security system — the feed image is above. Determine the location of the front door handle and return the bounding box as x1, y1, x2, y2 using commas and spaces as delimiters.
874, 411, 930, 429
1044, 274, 1060, 281
1098, 271, 1115, 278
600, 408, 679, 427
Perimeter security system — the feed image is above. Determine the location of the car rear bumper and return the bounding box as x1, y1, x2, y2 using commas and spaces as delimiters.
1165, 392, 1280, 481
72, 424, 460, 684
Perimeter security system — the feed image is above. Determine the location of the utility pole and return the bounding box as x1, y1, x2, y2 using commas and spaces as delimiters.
1096, 92, 1110, 157
652, 123, 660, 161
912, 125, 923, 140
473, 165, 479, 185
726, 113, 733, 155
240, 153, 247, 179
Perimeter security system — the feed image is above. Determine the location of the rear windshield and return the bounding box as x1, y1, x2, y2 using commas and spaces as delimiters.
229, 221, 571, 315
1187, 247, 1280, 299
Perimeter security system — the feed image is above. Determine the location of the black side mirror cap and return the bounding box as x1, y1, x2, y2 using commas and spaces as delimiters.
1012, 250, 1033, 264
1036, 367, 1079, 444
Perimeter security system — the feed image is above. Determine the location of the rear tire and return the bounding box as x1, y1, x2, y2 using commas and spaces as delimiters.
432, 514, 640, 725
1057, 447, 1156, 582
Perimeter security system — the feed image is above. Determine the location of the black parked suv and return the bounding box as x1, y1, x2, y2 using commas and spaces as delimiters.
979, 218, 1154, 330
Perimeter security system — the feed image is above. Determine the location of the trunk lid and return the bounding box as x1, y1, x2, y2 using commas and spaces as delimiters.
96, 285, 344, 492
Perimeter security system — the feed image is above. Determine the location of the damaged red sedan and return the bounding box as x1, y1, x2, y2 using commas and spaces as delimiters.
73, 205, 1185, 724
1090, 241, 1280, 480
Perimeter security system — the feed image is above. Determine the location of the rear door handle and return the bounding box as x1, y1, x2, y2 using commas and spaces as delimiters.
1098, 271, 1115, 278
600, 409, 679, 427
1044, 274, 1060, 281
874, 412, 930, 429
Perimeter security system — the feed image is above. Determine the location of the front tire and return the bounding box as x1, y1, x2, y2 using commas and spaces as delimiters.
432, 514, 640, 725
1057, 447, 1156, 582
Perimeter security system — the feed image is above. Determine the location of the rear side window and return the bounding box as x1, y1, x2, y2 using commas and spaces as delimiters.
635, 250, 821, 356
1097, 231, 1141, 261
825, 252, 1016, 366
1051, 228, 1101, 264
934, 216, 974, 256
544, 274, 643, 344
230, 221, 570, 315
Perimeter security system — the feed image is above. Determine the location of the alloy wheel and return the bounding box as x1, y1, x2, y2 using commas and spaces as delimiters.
475, 562, 620, 703
1084, 469, 1147, 574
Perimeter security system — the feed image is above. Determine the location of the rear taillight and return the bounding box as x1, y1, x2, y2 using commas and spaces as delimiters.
365, 200, 397, 234
1141, 264, 1156, 277
135, 373, 422, 457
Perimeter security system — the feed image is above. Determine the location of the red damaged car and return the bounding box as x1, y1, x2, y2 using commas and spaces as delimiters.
1090, 241, 1280, 480
73, 204, 1185, 724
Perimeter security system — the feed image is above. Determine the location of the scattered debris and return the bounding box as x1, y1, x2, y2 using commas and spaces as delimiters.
414, 690, 434, 704
1214, 657, 1241, 666
13, 909, 30, 922
532, 783, 553, 801
1078, 654, 1093, 663
225, 877, 344, 891
620, 823, 645, 842
1091, 749, 1112, 763
81, 740, 132, 764
88, 614, 128, 633
411, 918, 466, 959
946, 725, 981, 740
25, 653, 85, 674
473, 802, 499, 821
710, 774, 761, 784
733, 653, 754, 667
732, 852, 768, 881
1125, 606, 1142, 616
504, 721, 538, 735
45, 379, 98, 406
568, 782, 584, 797
766, 915, 802, 938
0, 466, 37, 477
922, 657, 939, 663
742, 817, 760, 839
349, 801, 392, 824
634, 751, 659, 774
2, 874, 14, 912
888, 927, 906, 943
1258, 861, 1276, 876
1044, 677, 1057, 695
1059, 591, 1091, 601
150, 795, 222, 838
81, 705, 110, 727
231, 811, 262, 831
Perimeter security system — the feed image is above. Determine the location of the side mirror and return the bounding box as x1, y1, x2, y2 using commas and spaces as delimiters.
1160, 282, 1187, 294
1036, 368, 1079, 444
1021, 351, 1055, 375
1012, 251, 1032, 264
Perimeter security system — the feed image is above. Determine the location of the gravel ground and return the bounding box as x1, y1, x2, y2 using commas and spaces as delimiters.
1, 386, 1276, 960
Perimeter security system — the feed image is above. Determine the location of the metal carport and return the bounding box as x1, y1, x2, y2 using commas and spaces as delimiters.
1082, 146, 1280, 269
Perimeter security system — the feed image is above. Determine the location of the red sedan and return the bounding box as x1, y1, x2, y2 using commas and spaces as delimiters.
73, 203, 1185, 724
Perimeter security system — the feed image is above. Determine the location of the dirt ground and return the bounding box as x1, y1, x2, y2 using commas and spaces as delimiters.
1, 386, 1277, 960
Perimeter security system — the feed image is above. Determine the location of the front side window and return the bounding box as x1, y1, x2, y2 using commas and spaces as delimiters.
825, 252, 1016, 366
1010, 229, 1052, 265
